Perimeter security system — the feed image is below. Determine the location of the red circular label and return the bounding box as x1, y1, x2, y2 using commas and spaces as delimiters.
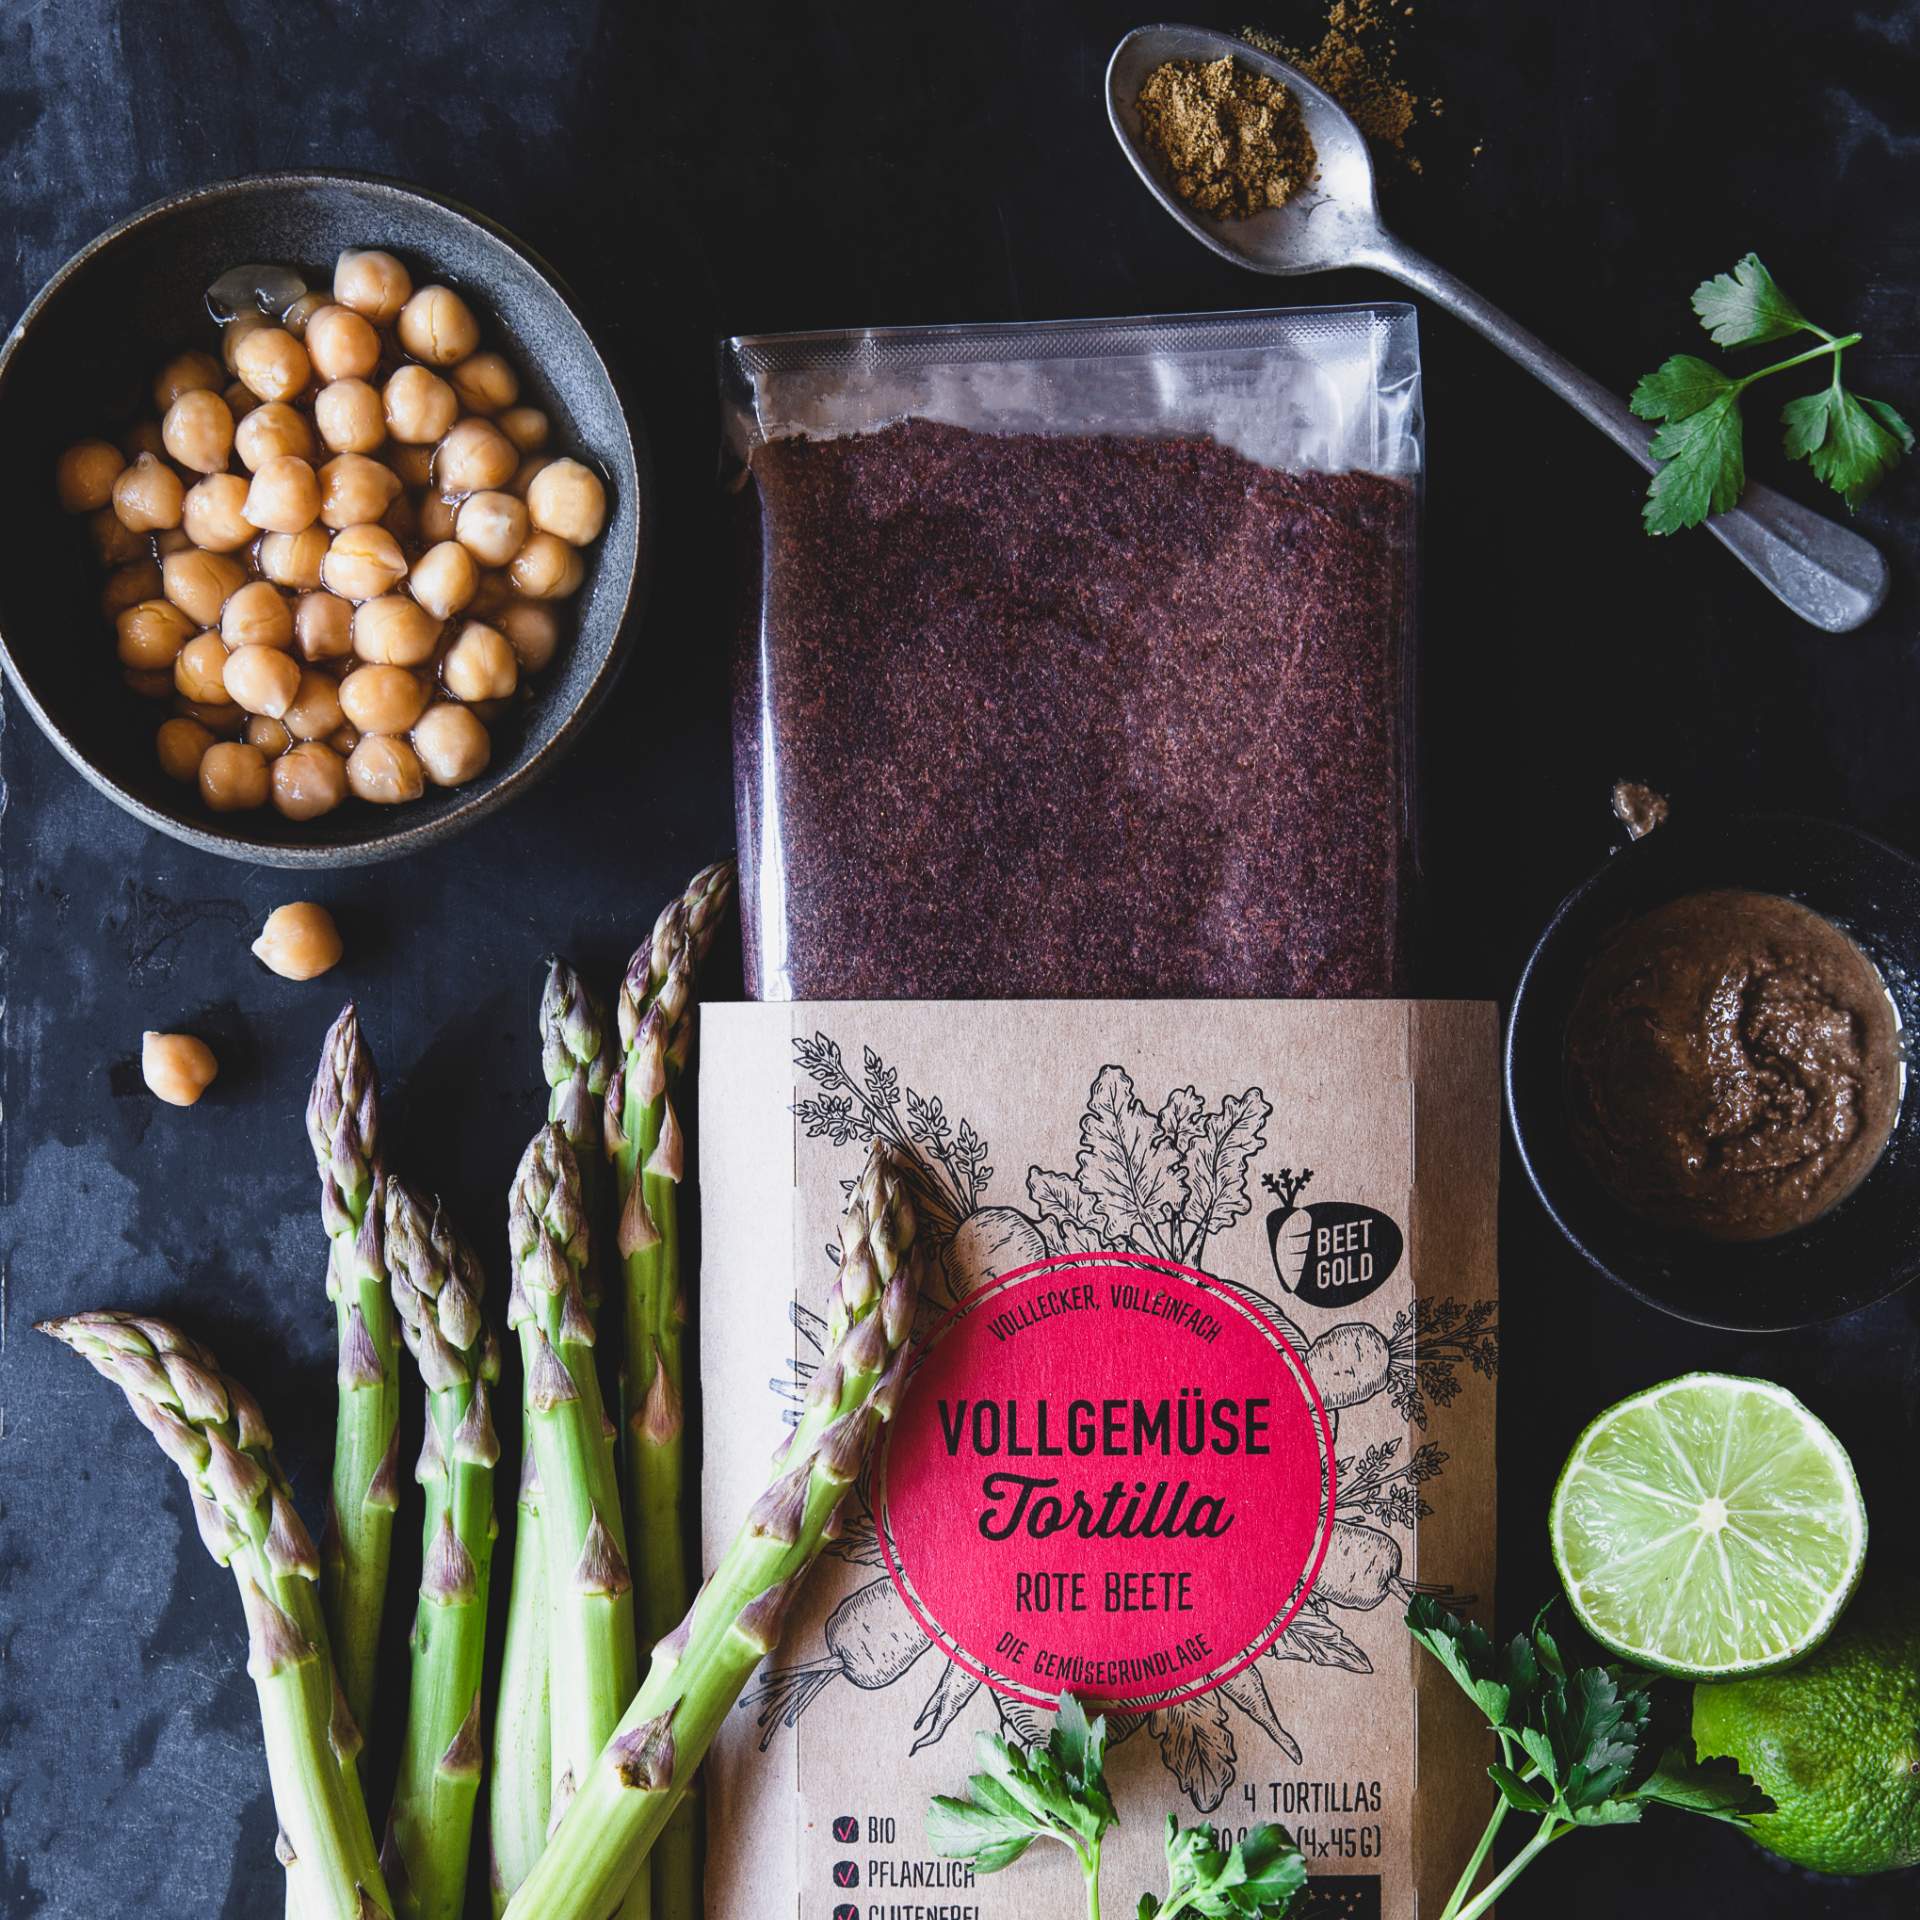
876, 1252, 1335, 1710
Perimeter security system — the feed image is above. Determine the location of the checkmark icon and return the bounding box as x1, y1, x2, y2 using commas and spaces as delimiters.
832, 1815, 859, 1843
833, 1860, 860, 1888
834, 1907, 858, 1920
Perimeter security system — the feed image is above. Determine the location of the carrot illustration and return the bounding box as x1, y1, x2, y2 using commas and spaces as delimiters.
745, 1575, 933, 1748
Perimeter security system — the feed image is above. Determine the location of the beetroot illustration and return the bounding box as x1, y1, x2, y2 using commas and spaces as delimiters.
1263, 1170, 1403, 1308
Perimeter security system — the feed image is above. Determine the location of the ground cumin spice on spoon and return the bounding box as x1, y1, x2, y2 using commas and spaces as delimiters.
1134, 54, 1317, 217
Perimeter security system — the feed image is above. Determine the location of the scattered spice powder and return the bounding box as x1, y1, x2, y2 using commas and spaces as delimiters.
735, 419, 1415, 1001
1244, 1, 1424, 161
1133, 55, 1317, 218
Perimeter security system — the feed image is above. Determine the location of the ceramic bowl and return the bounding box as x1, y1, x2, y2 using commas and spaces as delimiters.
1506, 813, 1920, 1331
0, 171, 646, 865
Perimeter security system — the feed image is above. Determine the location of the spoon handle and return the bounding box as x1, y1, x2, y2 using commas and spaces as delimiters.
1366, 238, 1889, 634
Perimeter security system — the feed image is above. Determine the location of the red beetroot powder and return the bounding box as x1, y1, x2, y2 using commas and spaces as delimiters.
734, 417, 1415, 999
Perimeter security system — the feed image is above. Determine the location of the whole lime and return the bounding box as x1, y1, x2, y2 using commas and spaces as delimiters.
1693, 1580, 1920, 1875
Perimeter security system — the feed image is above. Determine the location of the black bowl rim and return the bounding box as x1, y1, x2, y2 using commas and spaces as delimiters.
0, 167, 651, 868
1505, 810, 1920, 1333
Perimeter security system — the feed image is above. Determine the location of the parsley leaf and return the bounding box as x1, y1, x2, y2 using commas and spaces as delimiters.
1406, 1598, 1769, 1920
1782, 381, 1915, 508
1138, 1815, 1308, 1919
1690, 253, 1810, 347
927, 1692, 1116, 1916
1632, 254, 1909, 530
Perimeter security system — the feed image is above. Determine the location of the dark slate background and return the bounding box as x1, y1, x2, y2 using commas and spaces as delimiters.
4, 1, 1919, 1914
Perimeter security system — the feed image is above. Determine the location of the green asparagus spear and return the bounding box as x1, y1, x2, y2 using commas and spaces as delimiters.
383, 1178, 502, 1920
506, 1125, 638, 1827
501, 1139, 923, 1920
307, 1005, 402, 1741
606, 863, 734, 1920
41, 1312, 394, 1920
489, 1441, 551, 1915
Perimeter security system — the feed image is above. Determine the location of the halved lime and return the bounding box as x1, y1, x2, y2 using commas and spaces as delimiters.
1549, 1373, 1866, 1679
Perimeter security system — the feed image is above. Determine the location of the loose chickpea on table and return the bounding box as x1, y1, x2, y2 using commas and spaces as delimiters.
55, 247, 609, 821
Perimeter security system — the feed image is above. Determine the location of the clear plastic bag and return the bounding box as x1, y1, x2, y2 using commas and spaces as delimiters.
723, 304, 1422, 1000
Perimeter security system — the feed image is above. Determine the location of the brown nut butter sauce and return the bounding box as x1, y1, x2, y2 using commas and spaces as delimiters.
1565, 889, 1903, 1241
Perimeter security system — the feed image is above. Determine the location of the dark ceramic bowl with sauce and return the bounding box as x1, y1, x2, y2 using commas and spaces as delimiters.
0, 171, 647, 866
1507, 812, 1920, 1331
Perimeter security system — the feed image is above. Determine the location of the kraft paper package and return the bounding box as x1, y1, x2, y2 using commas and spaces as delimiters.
700, 999, 1498, 1919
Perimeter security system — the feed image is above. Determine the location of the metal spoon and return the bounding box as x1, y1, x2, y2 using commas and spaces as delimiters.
1107, 23, 1889, 633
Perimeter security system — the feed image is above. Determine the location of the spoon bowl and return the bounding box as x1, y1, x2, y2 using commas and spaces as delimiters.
1107, 25, 1382, 274
1106, 23, 1889, 633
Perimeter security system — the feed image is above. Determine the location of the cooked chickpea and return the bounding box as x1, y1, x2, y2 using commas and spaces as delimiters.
90, 507, 145, 567
409, 541, 478, 621
280, 290, 331, 339
162, 549, 247, 626
142, 1030, 219, 1107
384, 364, 459, 445
271, 741, 349, 820
112, 453, 184, 533
318, 453, 401, 529
176, 696, 245, 736
419, 493, 458, 544
57, 439, 126, 513
440, 620, 519, 702
122, 420, 168, 462
181, 473, 256, 552
435, 417, 517, 495
117, 598, 196, 669
333, 248, 413, 326
386, 442, 435, 489
498, 406, 549, 453
235, 402, 315, 471
449, 351, 518, 414
397, 285, 479, 366
247, 714, 294, 755
468, 568, 513, 617
124, 667, 175, 699
340, 663, 430, 735
346, 733, 426, 804
352, 595, 440, 667
526, 458, 607, 546
509, 531, 584, 599
222, 379, 258, 419
283, 668, 346, 741
153, 350, 224, 412
154, 527, 194, 557
382, 492, 419, 546
198, 740, 270, 811
257, 526, 329, 591
495, 599, 560, 673
243, 455, 320, 535
221, 580, 295, 651
224, 644, 302, 718
233, 326, 311, 405
510, 456, 554, 500
252, 901, 344, 979
102, 560, 164, 620
161, 389, 234, 475
412, 701, 491, 787
314, 378, 386, 454
322, 526, 407, 602
295, 591, 354, 662
173, 632, 231, 704
221, 312, 269, 374
305, 304, 380, 382
155, 715, 216, 782
328, 722, 361, 756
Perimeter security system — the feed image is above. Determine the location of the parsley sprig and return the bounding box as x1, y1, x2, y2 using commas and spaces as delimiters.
1630, 252, 1912, 533
928, 1693, 1305, 1920
1408, 1597, 1771, 1920
1138, 1815, 1307, 1919
927, 1693, 1118, 1915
